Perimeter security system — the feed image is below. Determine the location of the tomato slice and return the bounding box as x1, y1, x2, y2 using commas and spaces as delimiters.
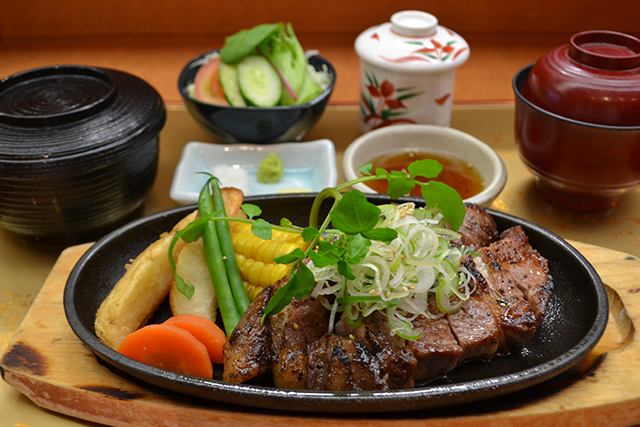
194, 56, 229, 105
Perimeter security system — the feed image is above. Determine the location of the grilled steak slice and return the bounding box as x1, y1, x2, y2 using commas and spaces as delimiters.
271, 295, 330, 389
335, 311, 416, 389
222, 279, 282, 383
464, 227, 544, 353
453, 203, 499, 250
409, 313, 463, 382
446, 284, 500, 362
223, 213, 553, 391
307, 333, 385, 391
494, 226, 553, 319
272, 344, 308, 389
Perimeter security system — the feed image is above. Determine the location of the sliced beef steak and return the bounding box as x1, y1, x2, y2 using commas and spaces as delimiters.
222, 278, 283, 383
446, 285, 501, 362
453, 203, 500, 250
335, 311, 416, 389
271, 295, 330, 389
223, 206, 554, 391
463, 225, 551, 353
307, 333, 388, 391
409, 313, 463, 382
494, 226, 553, 319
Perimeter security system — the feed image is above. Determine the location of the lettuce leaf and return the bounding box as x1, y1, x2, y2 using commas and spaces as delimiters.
220, 23, 281, 64
257, 23, 307, 105
220, 22, 323, 105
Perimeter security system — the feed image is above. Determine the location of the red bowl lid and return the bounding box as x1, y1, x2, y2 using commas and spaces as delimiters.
521, 30, 640, 126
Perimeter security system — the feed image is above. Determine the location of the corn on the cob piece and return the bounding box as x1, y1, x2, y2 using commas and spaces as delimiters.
230, 221, 307, 245
231, 231, 304, 264
236, 253, 290, 289
230, 224, 310, 301
243, 281, 264, 301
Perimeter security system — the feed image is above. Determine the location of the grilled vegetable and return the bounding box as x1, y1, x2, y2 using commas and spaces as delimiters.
117, 323, 214, 379
231, 221, 306, 244
95, 209, 198, 349
231, 231, 302, 264
236, 253, 290, 290
230, 224, 308, 297
169, 238, 217, 322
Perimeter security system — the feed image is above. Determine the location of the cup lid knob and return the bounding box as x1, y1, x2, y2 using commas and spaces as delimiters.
391, 11, 438, 37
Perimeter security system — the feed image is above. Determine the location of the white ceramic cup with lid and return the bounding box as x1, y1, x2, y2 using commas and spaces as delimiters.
355, 11, 470, 131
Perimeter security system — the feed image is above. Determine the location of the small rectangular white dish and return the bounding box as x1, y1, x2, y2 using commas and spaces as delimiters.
170, 139, 338, 205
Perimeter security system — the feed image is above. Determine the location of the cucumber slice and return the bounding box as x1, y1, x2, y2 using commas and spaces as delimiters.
237, 55, 282, 107
218, 62, 246, 106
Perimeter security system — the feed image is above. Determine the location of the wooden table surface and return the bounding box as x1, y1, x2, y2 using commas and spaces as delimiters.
2, 238, 639, 427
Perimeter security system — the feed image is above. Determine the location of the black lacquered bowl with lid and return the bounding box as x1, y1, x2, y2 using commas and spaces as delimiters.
0, 65, 166, 245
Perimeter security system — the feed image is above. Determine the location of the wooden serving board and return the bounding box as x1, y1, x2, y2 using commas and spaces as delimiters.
1, 241, 640, 427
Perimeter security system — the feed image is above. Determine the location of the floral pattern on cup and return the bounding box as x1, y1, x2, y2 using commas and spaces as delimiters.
360, 71, 423, 130
377, 36, 469, 64
355, 11, 469, 130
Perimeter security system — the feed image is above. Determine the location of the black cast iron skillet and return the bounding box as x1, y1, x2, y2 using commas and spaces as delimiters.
64, 193, 608, 413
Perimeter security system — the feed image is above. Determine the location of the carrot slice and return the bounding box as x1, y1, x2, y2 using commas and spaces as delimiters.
164, 314, 227, 364
117, 323, 213, 379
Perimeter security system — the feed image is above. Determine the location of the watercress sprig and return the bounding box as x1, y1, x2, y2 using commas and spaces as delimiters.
169, 159, 465, 329
260, 158, 465, 321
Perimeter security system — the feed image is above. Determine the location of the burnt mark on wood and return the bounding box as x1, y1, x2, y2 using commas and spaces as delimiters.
79, 385, 146, 400
0, 341, 48, 376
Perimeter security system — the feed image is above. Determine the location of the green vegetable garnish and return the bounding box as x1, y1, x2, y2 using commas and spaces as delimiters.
168, 176, 244, 336
220, 23, 281, 64
169, 159, 466, 338
257, 152, 284, 183
219, 22, 323, 105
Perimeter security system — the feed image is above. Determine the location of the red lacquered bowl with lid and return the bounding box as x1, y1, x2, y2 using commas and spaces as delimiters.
513, 30, 640, 211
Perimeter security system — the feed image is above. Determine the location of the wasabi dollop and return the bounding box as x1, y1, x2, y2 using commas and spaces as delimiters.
257, 152, 284, 183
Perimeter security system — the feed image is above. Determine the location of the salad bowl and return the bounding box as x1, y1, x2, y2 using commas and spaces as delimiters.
178, 50, 335, 144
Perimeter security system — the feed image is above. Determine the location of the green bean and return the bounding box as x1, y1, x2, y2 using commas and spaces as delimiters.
199, 181, 240, 336
210, 179, 250, 314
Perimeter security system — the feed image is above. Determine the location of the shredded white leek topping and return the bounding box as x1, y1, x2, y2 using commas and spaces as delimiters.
309, 203, 474, 339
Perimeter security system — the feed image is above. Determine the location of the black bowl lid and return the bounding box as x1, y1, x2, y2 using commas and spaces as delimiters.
0, 65, 166, 161
0, 65, 117, 127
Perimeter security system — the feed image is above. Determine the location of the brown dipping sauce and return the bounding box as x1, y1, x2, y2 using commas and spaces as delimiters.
365, 150, 485, 199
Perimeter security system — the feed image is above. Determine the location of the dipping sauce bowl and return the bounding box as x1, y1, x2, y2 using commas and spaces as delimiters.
342, 124, 507, 207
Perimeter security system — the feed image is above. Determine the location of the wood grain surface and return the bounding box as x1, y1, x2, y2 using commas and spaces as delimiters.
1, 240, 639, 427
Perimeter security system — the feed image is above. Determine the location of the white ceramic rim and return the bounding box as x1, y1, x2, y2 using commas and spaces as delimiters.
342, 124, 507, 207
170, 139, 338, 205
390, 10, 438, 37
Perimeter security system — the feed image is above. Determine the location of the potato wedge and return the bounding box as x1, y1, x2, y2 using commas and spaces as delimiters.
221, 186, 246, 219
169, 237, 218, 321
169, 187, 246, 320
95, 209, 198, 349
